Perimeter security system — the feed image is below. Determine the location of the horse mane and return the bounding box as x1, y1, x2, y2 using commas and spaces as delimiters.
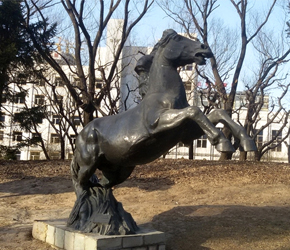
135, 29, 178, 98
150, 29, 178, 56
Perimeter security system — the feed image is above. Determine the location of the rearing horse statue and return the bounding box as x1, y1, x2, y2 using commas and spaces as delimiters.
67, 29, 257, 235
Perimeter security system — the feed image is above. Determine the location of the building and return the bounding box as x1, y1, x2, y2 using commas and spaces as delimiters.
1, 19, 290, 162
0, 19, 149, 160
1, 58, 83, 160
167, 90, 290, 162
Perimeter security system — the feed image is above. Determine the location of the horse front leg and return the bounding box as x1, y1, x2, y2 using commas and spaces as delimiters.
153, 106, 235, 152
207, 109, 257, 151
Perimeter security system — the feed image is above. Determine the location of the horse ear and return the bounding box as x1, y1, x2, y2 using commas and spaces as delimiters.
163, 44, 182, 61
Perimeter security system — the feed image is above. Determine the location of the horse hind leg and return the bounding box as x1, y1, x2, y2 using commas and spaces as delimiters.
70, 130, 103, 197
207, 109, 257, 152
71, 151, 100, 197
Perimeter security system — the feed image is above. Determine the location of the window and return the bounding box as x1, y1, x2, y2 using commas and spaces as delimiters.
96, 79, 103, 89
197, 134, 207, 148
51, 133, 60, 144
13, 113, 21, 123
0, 131, 3, 140
72, 116, 80, 126
55, 95, 63, 105
53, 115, 61, 124
271, 130, 282, 152
73, 77, 81, 87
67, 153, 74, 160
235, 94, 247, 109
254, 129, 263, 149
182, 64, 193, 71
1, 95, 6, 103
183, 81, 192, 91
35, 115, 43, 124
35, 95, 45, 105
13, 131, 22, 142
31, 133, 41, 146
70, 134, 76, 144
17, 73, 27, 85
30, 151, 40, 160
55, 77, 64, 86
110, 38, 120, 44
32, 133, 41, 139
0, 115, 5, 123
36, 79, 45, 86
15, 151, 21, 160
49, 151, 60, 160
235, 96, 241, 108
13, 93, 25, 104
263, 96, 269, 110
197, 95, 209, 108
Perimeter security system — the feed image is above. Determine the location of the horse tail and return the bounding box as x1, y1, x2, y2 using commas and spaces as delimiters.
70, 152, 80, 195
67, 152, 87, 227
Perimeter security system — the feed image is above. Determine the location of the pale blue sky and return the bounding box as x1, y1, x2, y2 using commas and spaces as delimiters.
133, 0, 289, 96
135, 0, 287, 45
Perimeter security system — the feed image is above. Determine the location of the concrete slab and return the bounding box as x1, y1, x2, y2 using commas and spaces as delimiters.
32, 220, 166, 250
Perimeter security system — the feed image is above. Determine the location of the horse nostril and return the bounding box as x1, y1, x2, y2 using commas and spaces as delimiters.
201, 44, 208, 50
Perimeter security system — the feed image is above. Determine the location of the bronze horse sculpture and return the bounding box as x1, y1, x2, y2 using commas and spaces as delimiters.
67, 29, 257, 235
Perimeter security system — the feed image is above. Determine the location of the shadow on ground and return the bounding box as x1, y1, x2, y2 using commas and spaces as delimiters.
148, 205, 290, 250
118, 176, 175, 191
0, 176, 73, 197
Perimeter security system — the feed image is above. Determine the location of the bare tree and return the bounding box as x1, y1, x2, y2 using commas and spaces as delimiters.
22, 0, 153, 126
237, 24, 290, 161
43, 78, 80, 159
160, 0, 284, 160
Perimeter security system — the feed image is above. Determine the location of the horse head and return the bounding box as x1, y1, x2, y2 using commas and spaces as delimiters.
134, 29, 213, 98
157, 29, 213, 67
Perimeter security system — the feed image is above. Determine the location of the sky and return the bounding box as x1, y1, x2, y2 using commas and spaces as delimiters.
136, 0, 288, 44
132, 0, 289, 97
52, 0, 289, 99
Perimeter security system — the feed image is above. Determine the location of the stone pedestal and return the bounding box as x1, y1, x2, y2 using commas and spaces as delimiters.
32, 220, 166, 250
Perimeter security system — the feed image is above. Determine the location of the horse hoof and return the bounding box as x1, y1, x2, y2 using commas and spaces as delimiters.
241, 139, 257, 152
215, 139, 235, 153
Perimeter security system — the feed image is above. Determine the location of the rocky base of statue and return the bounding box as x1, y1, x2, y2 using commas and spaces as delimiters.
67, 187, 138, 235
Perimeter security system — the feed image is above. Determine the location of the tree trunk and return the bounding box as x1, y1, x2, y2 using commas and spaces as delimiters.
219, 128, 233, 160
219, 152, 233, 160
288, 146, 290, 164
83, 110, 95, 126
239, 151, 247, 161
254, 151, 261, 161
189, 141, 193, 160
40, 139, 50, 160
60, 138, 65, 160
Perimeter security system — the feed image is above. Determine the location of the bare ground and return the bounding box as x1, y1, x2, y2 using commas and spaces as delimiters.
1, 159, 290, 250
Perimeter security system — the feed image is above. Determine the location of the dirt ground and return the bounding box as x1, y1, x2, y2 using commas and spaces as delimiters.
1, 159, 290, 250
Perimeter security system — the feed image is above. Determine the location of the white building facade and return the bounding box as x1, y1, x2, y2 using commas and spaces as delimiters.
1, 20, 290, 162
167, 91, 290, 163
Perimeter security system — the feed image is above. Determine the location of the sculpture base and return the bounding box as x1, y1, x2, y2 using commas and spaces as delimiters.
67, 187, 138, 235
32, 219, 166, 250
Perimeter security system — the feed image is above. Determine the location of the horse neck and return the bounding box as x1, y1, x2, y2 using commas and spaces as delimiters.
146, 51, 188, 107
148, 53, 179, 91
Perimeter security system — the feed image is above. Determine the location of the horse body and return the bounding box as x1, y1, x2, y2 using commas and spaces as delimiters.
72, 30, 257, 193
78, 106, 164, 166
74, 93, 194, 167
